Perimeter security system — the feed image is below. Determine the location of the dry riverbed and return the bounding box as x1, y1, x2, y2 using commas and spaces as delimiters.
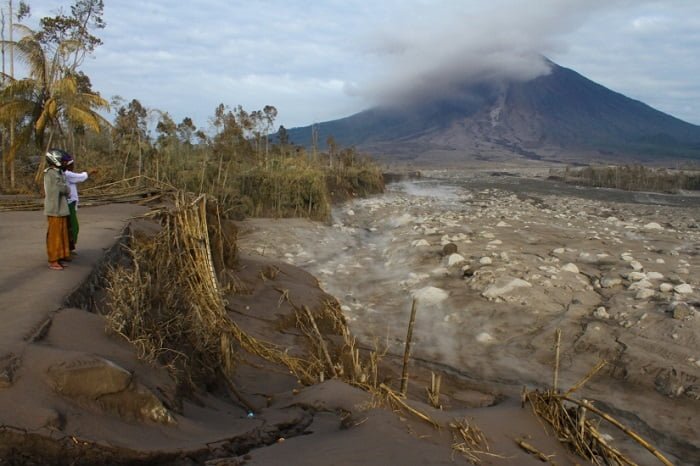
237, 169, 700, 464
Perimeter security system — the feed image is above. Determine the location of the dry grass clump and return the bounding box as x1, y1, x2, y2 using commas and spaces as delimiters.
450, 417, 495, 464
325, 165, 385, 202
104, 188, 383, 395
524, 331, 674, 466
105, 192, 313, 390
235, 160, 330, 220
292, 299, 382, 388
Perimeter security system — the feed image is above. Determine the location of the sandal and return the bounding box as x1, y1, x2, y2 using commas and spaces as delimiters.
49, 262, 64, 270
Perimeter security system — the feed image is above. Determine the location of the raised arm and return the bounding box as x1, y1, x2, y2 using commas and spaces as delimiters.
64, 170, 89, 184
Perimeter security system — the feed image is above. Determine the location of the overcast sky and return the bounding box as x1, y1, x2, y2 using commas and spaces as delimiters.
22, 0, 700, 131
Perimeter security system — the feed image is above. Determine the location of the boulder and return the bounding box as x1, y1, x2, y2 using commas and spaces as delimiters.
561, 263, 580, 274
643, 222, 663, 230
447, 253, 466, 267
442, 242, 458, 255
411, 286, 449, 305
482, 278, 532, 300
674, 284, 693, 294
47, 355, 175, 425
47, 356, 132, 398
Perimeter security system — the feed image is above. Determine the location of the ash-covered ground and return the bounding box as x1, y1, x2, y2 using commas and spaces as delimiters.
237, 169, 700, 463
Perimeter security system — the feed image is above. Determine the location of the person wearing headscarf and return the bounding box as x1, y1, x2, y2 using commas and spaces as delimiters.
43, 148, 71, 270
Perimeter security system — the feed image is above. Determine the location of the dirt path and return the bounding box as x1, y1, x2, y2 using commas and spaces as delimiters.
0, 204, 148, 356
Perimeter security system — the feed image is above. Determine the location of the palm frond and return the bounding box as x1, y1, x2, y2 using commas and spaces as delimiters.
0, 100, 37, 123
66, 105, 111, 132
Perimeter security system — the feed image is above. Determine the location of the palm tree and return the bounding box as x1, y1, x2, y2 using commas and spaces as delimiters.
0, 24, 109, 186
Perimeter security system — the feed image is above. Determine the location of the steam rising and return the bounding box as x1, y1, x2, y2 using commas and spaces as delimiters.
352, 0, 638, 106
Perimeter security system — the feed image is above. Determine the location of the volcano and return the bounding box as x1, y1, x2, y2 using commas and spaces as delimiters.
285, 61, 700, 165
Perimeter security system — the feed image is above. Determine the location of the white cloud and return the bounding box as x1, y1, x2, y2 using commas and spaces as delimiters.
20, 0, 700, 127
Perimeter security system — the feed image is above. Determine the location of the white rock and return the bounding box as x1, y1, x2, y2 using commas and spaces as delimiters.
496, 221, 510, 227
553, 248, 565, 255
476, 332, 495, 343
482, 278, 532, 299
628, 272, 646, 282
411, 286, 449, 305
593, 307, 610, 319
621, 254, 634, 262
411, 239, 431, 247
392, 213, 414, 227
561, 263, 580, 274
629, 279, 653, 291
479, 257, 493, 265
630, 260, 643, 271
636, 289, 655, 300
347, 209, 355, 216
646, 271, 664, 280
674, 284, 693, 294
656, 258, 665, 264
488, 239, 502, 245
643, 222, 663, 230
659, 283, 674, 293
447, 253, 466, 267
600, 276, 622, 288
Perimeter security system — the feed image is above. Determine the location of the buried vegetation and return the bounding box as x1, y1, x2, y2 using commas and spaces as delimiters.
92, 190, 674, 465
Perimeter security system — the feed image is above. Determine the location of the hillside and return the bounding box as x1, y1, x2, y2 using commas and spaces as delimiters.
285, 61, 700, 165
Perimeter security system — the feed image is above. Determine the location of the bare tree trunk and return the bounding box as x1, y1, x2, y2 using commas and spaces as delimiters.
137, 134, 143, 178
1, 9, 5, 188
8, 0, 14, 189
122, 148, 130, 179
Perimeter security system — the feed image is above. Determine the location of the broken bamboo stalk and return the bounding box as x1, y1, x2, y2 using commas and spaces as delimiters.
563, 360, 607, 397
559, 396, 673, 466
400, 298, 418, 396
303, 305, 338, 378
515, 438, 556, 464
380, 383, 439, 428
553, 328, 561, 392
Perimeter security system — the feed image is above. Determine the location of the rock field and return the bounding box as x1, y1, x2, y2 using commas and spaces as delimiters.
237, 170, 700, 461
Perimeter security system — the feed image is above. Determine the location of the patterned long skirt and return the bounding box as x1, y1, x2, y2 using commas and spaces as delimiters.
46, 216, 70, 262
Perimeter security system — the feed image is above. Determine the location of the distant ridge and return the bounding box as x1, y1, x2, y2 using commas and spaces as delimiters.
285, 61, 700, 165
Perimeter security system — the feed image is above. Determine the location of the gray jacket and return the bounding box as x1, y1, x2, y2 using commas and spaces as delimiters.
44, 167, 70, 216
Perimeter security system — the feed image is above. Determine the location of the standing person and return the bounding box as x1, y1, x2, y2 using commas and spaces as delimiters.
43, 149, 71, 270
60, 151, 93, 253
